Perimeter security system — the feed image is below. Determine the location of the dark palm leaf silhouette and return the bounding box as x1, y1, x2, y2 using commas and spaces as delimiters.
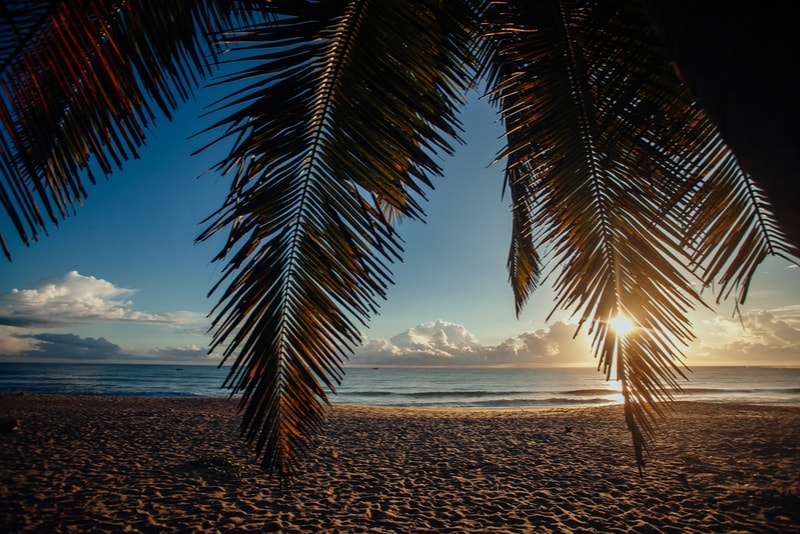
1, 0, 796, 482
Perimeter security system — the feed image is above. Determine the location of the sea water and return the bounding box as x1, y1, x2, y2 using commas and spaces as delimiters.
0, 362, 798, 408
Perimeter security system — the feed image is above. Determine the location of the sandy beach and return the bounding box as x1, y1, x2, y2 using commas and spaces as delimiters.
1, 394, 798, 533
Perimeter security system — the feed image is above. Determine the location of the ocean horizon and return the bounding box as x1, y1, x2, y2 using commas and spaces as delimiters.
1, 362, 798, 409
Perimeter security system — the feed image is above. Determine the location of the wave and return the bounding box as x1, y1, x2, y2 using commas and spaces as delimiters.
4, 363, 799, 407
410, 390, 495, 398
347, 389, 537, 398
393, 397, 615, 409
677, 387, 800, 395
347, 390, 394, 397
560, 388, 619, 396
349, 389, 618, 399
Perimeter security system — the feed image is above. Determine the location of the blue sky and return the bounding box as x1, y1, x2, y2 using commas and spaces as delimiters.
1, 90, 798, 368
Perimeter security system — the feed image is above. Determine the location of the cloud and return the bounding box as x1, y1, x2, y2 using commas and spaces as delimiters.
15, 333, 124, 361
0, 271, 136, 326
688, 305, 800, 365
494, 322, 595, 365
0, 271, 211, 360
0, 326, 39, 355
355, 306, 800, 368
389, 320, 481, 353
147, 345, 222, 364
0, 271, 207, 328
353, 319, 595, 367
3, 271, 797, 367
2, 332, 223, 364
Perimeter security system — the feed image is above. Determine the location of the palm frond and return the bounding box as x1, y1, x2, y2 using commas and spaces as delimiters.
484, 0, 746, 467
2, 0, 797, 484
678, 150, 797, 305
196, 0, 482, 483
0, 0, 245, 260
641, 0, 800, 252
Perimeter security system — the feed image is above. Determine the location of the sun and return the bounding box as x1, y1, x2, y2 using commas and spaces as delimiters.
610, 314, 635, 336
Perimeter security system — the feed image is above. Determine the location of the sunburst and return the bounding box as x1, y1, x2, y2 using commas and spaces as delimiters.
610, 314, 635, 336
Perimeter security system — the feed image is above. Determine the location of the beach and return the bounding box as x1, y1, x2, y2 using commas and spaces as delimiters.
1, 394, 798, 533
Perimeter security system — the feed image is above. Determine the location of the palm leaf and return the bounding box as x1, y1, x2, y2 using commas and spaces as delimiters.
678, 153, 797, 305
641, 0, 800, 252
0, 0, 245, 260
483, 0, 795, 468
1, 0, 797, 482
196, 0, 481, 483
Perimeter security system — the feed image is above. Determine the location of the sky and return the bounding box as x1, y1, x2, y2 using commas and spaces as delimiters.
1, 89, 799, 369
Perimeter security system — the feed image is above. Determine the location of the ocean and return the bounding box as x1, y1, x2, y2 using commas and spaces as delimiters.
1, 362, 798, 408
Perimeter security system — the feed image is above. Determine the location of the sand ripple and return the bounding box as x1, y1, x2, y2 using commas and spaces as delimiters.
1, 394, 798, 533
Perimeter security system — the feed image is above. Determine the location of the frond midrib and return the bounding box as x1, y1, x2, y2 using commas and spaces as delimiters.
274, 0, 367, 369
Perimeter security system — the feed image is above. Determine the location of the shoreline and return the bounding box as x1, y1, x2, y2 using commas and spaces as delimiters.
2, 394, 799, 533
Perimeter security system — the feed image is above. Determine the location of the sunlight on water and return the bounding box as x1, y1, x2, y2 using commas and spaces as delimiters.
0, 363, 798, 409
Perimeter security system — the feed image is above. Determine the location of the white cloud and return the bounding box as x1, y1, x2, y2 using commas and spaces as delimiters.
688, 305, 800, 365
3, 271, 798, 367
0, 271, 206, 328
0, 271, 210, 360
355, 307, 800, 368
2, 271, 141, 324
498, 321, 595, 365
389, 320, 481, 353
0, 326, 37, 355
353, 319, 595, 367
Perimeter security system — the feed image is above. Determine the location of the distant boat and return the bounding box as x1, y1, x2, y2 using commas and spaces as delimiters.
175, 368, 184, 371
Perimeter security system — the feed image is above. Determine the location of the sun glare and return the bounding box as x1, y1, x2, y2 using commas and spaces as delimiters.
610, 314, 635, 336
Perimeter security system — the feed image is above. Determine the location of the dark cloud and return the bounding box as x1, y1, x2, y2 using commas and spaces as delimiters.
4, 333, 220, 365
0, 315, 65, 328
18, 333, 125, 360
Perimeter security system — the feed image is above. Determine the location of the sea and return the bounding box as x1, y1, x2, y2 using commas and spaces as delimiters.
1, 362, 799, 408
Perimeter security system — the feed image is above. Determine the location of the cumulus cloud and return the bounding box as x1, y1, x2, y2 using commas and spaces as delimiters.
352, 319, 595, 367
0, 271, 204, 328
3, 271, 797, 367
354, 307, 800, 368
0, 326, 39, 355
689, 306, 800, 365
16, 333, 125, 360
0, 271, 211, 361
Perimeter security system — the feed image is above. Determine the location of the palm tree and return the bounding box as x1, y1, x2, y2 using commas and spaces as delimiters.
1, 0, 796, 483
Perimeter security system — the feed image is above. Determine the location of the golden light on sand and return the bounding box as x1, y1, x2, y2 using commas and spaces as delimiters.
1, 395, 798, 532
610, 314, 634, 336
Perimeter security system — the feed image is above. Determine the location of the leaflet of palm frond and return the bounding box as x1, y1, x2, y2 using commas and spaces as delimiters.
641, 0, 800, 253
197, 0, 481, 481
485, 0, 717, 468
0, 0, 240, 257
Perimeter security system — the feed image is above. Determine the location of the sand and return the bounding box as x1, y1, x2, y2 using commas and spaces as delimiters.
1, 394, 798, 533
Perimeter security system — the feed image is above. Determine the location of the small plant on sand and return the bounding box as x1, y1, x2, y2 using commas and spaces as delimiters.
195, 454, 254, 479
679, 452, 702, 466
